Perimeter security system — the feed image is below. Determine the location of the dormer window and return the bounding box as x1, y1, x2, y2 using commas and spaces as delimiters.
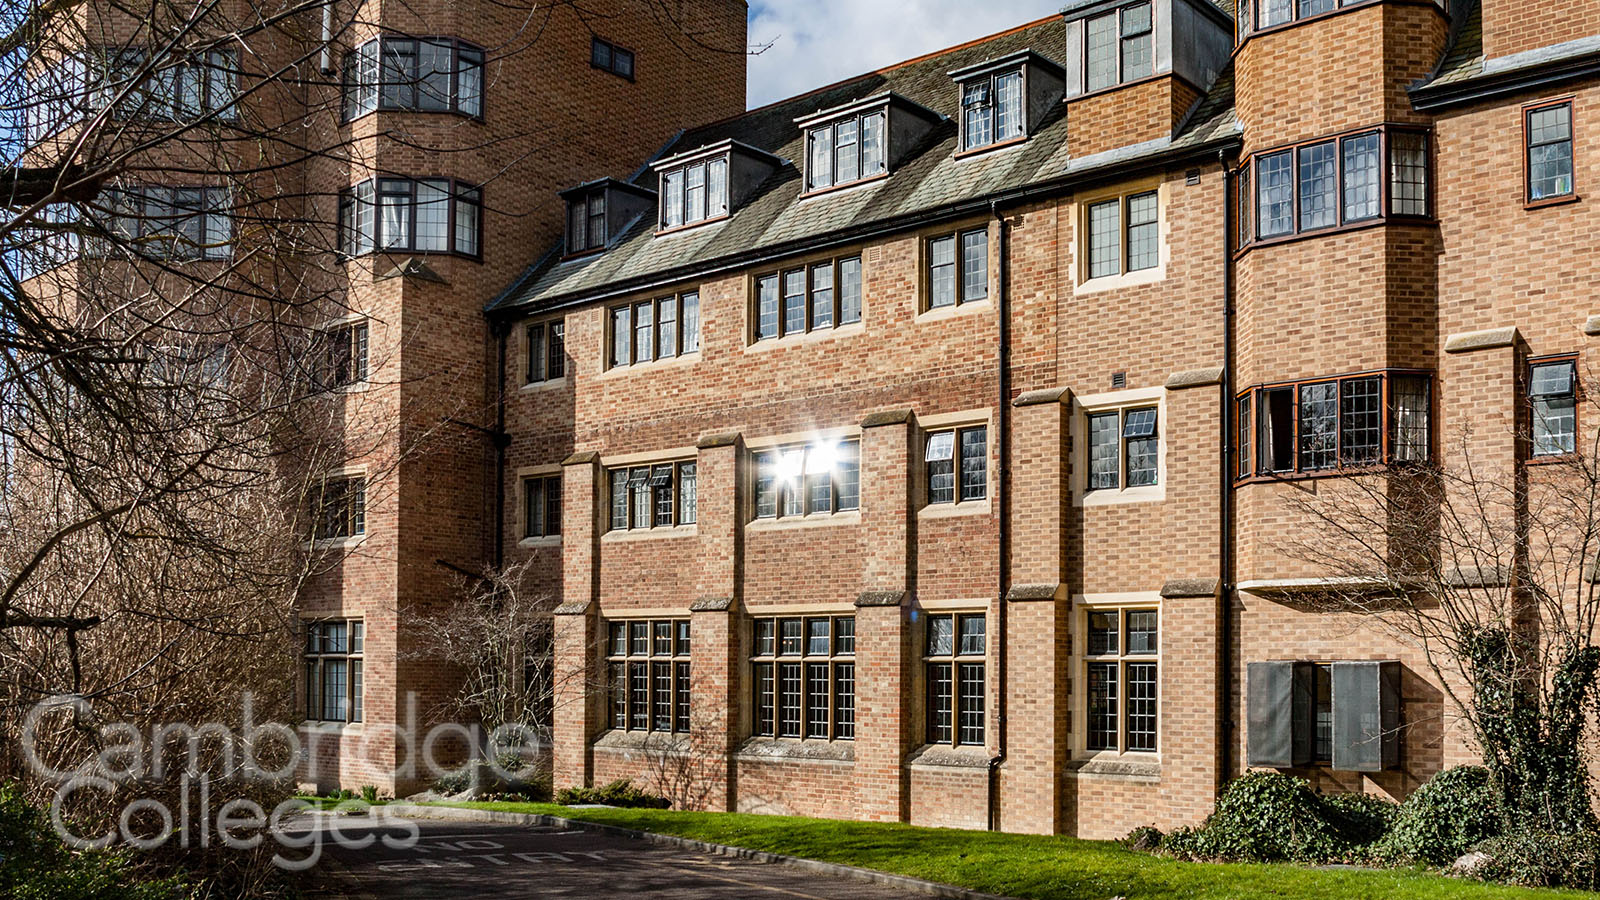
1085, 2, 1153, 92
806, 111, 887, 192
558, 178, 656, 257
567, 188, 606, 254
660, 157, 728, 229
961, 70, 1023, 151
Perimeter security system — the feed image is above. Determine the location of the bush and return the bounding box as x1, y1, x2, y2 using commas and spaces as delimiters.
0, 783, 193, 900
1474, 830, 1600, 890
555, 779, 671, 809
1124, 825, 1163, 852
1161, 772, 1395, 864
1369, 766, 1501, 866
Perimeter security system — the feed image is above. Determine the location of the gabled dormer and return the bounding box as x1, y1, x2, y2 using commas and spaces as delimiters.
652, 139, 783, 233
559, 178, 655, 257
947, 49, 1066, 155
794, 92, 944, 194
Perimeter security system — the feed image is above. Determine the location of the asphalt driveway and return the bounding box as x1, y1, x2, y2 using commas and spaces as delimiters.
298, 815, 920, 899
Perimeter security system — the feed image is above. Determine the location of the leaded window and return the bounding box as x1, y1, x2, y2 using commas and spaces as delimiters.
1084, 2, 1152, 92
1245, 127, 1430, 245
607, 292, 700, 367
1240, 371, 1432, 478
1085, 607, 1157, 753
305, 620, 364, 723
960, 69, 1023, 151
607, 462, 697, 530
1527, 102, 1575, 203
343, 37, 483, 120
522, 474, 560, 539
928, 229, 988, 309
753, 440, 860, 519
753, 256, 862, 341
659, 156, 728, 228
1086, 406, 1159, 491
806, 111, 888, 192
752, 616, 855, 740
525, 320, 566, 383
607, 619, 689, 733
339, 177, 480, 258
1530, 358, 1578, 457
926, 426, 987, 505
1086, 191, 1159, 280
926, 613, 986, 747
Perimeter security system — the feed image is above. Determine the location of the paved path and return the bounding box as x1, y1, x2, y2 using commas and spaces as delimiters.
300, 816, 919, 899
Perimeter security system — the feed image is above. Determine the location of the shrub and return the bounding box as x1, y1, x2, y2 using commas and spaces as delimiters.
0, 783, 193, 900
1161, 772, 1394, 864
1474, 830, 1600, 890
555, 779, 671, 809
1369, 766, 1501, 866
1124, 825, 1163, 852
359, 785, 380, 805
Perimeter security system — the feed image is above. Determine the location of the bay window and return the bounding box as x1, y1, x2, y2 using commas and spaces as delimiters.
1245, 126, 1429, 246
342, 36, 484, 120
339, 177, 481, 258
1236, 370, 1431, 478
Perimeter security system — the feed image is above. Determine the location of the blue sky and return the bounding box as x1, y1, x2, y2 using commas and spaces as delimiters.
745, 1, 1065, 109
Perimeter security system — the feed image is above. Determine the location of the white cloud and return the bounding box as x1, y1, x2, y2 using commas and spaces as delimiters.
745, 0, 1064, 109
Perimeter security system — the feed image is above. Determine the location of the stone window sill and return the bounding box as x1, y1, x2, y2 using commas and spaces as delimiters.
593, 729, 690, 753
735, 737, 855, 763
602, 525, 697, 543
517, 534, 562, 550
746, 511, 860, 533
1068, 754, 1160, 781
918, 500, 991, 521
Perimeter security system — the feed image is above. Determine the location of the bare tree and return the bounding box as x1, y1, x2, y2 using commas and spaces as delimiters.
1280, 379, 1600, 835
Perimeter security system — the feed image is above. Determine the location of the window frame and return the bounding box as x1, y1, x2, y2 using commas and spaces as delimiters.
751, 255, 864, 342
1528, 354, 1580, 461
924, 612, 987, 748
605, 619, 689, 735
751, 615, 856, 741
524, 319, 566, 384
338, 176, 482, 260
564, 187, 608, 256
312, 320, 369, 391
751, 439, 861, 521
590, 37, 636, 81
304, 619, 364, 724
606, 461, 697, 532
1084, 405, 1160, 493
1083, 189, 1160, 282
804, 110, 890, 194
1524, 99, 1577, 207
606, 291, 701, 368
957, 67, 1027, 154
1080, 605, 1158, 756
1081, 1, 1155, 95
342, 36, 485, 122
1237, 124, 1432, 252
88, 46, 241, 123
311, 475, 366, 541
1242, 0, 1386, 39
1235, 369, 1433, 482
657, 155, 729, 231
94, 184, 233, 261
923, 425, 989, 507
521, 473, 561, 539
925, 228, 990, 310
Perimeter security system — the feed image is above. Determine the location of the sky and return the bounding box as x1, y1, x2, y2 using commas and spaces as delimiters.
745, 0, 1065, 109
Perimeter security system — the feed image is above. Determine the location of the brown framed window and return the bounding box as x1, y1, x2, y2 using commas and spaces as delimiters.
522, 474, 560, 539
565, 187, 607, 254
305, 620, 364, 723
606, 619, 689, 733
751, 615, 855, 740
1084, 2, 1153, 93
607, 291, 700, 367
525, 320, 566, 383
1529, 356, 1578, 458
310, 320, 368, 391
1526, 101, 1575, 204
1244, 125, 1429, 247
1237, 370, 1431, 479
660, 156, 727, 229
926, 613, 986, 747
806, 111, 888, 192
1084, 607, 1157, 753
591, 37, 635, 80
927, 229, 988, 309
959, 68, 1023, 150
339, 177, 481, 258
925, 426, 988, 504
608, 462, 696, 531
343, 37, 483, 121
312, 476, 366, 540
754, 256, 861, 341
753, 439, 860, 519
1086, 406, 1158, 491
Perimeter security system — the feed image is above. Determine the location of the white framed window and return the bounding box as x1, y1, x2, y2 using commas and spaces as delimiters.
805, 111, 887, 192
959, 69, 1024, 151
659, 156, 728, 229
1075, 388, 1165, 504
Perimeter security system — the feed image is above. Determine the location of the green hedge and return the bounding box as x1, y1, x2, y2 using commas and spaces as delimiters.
1370, 766, 1502, 866
0, 784, 193, 900
1162, 772, 1396, 864
555, 779, 671, 809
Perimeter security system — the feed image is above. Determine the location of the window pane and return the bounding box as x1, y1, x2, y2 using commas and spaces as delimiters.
1088, 199, 1121, 279
754, 662, 774, 735
629, 661, 648, 729
757, 274, 780, 340
380, 39, 416, 108
962, 81, 992, 149
806, 617, 830, 655
1257, 151, 1294, 238
526, 324, 545, 383
675, 661, 690, 732
1086, 13, 1118, 92
834, 617, 856, 655
836, 440, 860, 511
613, 48, 634, 79
545, 475, 561, 536
1391, 375, 1430, 463
1087, 661, 1118, 750
1298, 381, 1338, 471
778, 663, 802, 737
994, 71, 1022, 142
927, 614, 954, 656
929, 236, 956, 308
1088, 610, 1119, 655
928, 662, 953, 744
591, 38, 611, 69
677, 462, 697, 525
685, 163, 706, 223
1126, 662, 1158, 751
1298, 141, 1337, 231
610, 469, 628, 530
780, 618, 803, 655
833, 663, 856, 739
416, 40, 452, 111
806, 663, 830, 738
755, 619, 775, 656
379, 182, 410, 249
663, 170, 683, 227
1088, 412, 1119, 490
754, 451, 777, 518
652, 464, 674, 527
525, 478, 543, 537
1529, 105, 1574, 201
707, 158, 728, 218
587, 192, 606, 249
652, 662, 672, 730
1126, 610, 1158, 654
1298, 0, 1334, 15
414, 180, 449, 251
861, 112, 886, 176
1126, 435, 1158, 487
657, 297, 677, 359
458, 49, 482, 116
958, 614, 986, 655
1341, 132, 1381, 221
630, 620, 649, 655
811, 263, 834, 329
610, 306, 631, 367
960, 427, 988, 501
680, 293, 700, 353
454, 188, 480, 256
1126, 192, 1159, 271
961, 230, 988, 302
1260, 0, 1292, 27
634, 301, 654, 363
1392, 131, 1430, 215
957, 663, 985, 745
809, 126, 833, 190
1339, 376, 1382, 465
1120, 4, 1153, 82
926, 431, 955, 504
322, 659, 347, 721
783, 269, 806, 335
609, 663, 626, 727
839, 258, 862, 324
835, 118, 860, 184
1238, 394, 1253, 478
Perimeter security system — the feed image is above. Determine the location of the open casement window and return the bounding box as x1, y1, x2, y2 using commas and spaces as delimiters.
1242, 371, 1430, 479
1247, 660, 1399, 771
525, 320, 566, 383
926, 614, 986, 747
1529, 357, 1578, 457
960, 68, 1024, 151
806, 111, 888, 192
305, 620, 364, 723
752, 616, 855, 740
1526, 101, 1575, 204
608, 462, 696, 531
606, 620, 689, 733
1086, 406, 1158, 491
752, 440, 860, 520
607, 292, 700, 367
753, 256, 862, 341
927, 230, 988, 309
1084, 608, 1158, 753
925, 426, 988, 505
1244, 126, 1430, 246
522, 475, 560, 538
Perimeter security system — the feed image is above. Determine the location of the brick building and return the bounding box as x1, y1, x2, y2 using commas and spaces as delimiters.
273, 0, 1598, 837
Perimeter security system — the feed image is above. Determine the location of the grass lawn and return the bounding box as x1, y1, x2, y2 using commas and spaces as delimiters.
420, 801, 1591, 900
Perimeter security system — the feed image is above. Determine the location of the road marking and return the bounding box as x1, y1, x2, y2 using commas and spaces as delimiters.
655, 861, 844, 899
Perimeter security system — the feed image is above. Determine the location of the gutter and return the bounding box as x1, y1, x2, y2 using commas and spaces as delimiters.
988, 200, 1011, 831
1218, 150, 1237, 785
1410, 51, 1600, 112
487, 134, 1243, 320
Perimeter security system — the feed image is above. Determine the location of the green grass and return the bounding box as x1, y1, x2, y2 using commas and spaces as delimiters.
418, 800, 1594, 900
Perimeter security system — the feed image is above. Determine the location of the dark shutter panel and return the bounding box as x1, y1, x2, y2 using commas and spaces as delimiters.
1291, 662, 1317, 767
1331, 660, 1402, 772
1246, 661, 1295, 767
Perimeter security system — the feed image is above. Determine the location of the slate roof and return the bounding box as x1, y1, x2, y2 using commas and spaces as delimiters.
1423, 0, 1484, 87
490, 14, 1240, 315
